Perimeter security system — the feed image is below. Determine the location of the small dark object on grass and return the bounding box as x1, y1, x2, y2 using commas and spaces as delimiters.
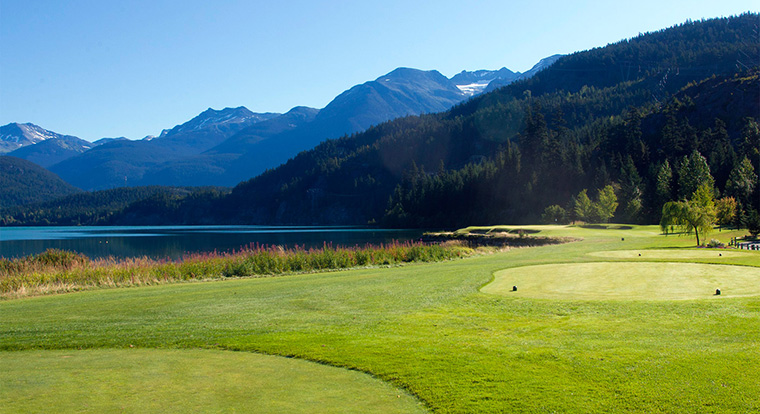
512, 286, 517, 292
621, 238, 625, 241
715, 288, 721, 295
719, 253, 722, 257
638, 253, 641, 256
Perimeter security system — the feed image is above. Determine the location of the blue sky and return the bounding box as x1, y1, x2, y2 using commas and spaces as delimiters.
1, 1, 757, 141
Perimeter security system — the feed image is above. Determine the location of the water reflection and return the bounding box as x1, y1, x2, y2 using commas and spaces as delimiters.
0, 226, 424, 260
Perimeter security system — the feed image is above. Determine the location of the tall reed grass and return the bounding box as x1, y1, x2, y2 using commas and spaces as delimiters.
0, 242, 465, 299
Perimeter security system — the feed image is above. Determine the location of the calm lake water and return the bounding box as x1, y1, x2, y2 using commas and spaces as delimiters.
0, 226, 425, 260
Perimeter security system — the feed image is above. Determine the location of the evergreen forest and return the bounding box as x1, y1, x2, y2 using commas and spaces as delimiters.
2, 14, 759, 229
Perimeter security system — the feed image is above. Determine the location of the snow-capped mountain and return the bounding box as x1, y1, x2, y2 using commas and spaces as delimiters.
314, 67, 468, 133
451, 55, 564, 96
450, 67, 519, 96
12, 56, 559, 190
1, 123, 98, 167
136, 68, 471, 187
0, 123, 88, 154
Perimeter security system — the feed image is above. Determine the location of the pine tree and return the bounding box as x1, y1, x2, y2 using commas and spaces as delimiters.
619, 156, 644, 222
739, 118, 760, 172
705, 119, 736, 187
623, 107, 647, 164
521, 105, 551, 168
654, 160, 674, 207
726, 157, 758, 210
677, 150, 714, 200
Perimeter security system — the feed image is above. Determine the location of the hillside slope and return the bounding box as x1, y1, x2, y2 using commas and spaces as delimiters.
49, 108, 278, 190
0, 156, 81, 208
205, 14, 759, 227
135, 68, 474, 187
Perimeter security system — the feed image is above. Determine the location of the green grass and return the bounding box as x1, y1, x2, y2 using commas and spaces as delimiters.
0, 349, 425, 414
2, 224, 760, 413
485, 262, 760, 300
588, 249, 748, 259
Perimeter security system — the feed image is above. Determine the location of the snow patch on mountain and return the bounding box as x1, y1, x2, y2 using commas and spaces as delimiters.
455, 82, 491, 96
450, 67, 519, 97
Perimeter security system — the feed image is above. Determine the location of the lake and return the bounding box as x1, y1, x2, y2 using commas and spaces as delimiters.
0, 226, 425, 260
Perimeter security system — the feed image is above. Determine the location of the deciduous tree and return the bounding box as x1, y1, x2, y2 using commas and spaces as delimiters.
573, 185, 618, 223
715, 197, 737, 230
596, 185, 619, 223
660, 182, 716, 245
541, 205, 569, 224
573, 189, 595, 223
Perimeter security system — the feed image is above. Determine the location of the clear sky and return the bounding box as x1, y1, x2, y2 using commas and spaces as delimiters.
1, 0, 757, 141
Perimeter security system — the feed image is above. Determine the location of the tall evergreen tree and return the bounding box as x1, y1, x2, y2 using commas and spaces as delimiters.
677, 150, 714, 200
623, 107, 647, 165
725, 157, 758, 208
704, 119, 736, 187
654, 160, 674, 208
739, 118, 760, 172
521, 104, 551, 168
619, 156, 644, 222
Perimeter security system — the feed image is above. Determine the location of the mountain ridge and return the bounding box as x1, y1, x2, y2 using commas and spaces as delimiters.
132, 62, 555, 187
0, 123, 91, 154
47, 107, 279, 190
9, 57, 559, 190
4, 15, 757, 227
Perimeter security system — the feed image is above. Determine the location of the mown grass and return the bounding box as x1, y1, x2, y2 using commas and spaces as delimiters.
0, 241, 464, 299
0, 349, 425, 414
485, 261, 760, 300
1, 224, 759, 413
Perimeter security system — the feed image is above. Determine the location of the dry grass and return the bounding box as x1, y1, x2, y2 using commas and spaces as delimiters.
0, 242, 466, 300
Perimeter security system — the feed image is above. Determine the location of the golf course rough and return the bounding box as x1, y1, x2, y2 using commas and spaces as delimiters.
484, 261, 760, 300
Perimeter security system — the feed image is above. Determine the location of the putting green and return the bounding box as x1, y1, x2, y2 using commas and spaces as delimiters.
0, 349, 426, 414
588, 249, 751, 259
484, 262, 760, 300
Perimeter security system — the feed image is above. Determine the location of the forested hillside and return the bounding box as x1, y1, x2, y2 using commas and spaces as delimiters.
0, 186, 228, 226
4, 14, 758, 228
0, 156, 81, 208
211, 14, 759, 227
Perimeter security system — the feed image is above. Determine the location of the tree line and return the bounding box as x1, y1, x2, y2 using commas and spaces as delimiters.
3, 14, 758, 230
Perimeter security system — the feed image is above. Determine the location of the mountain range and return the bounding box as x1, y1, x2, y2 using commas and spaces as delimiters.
1, 58, 555, 190
141, 13, 757, 228
0, 123, 97, 168
6, 14, 757, 230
